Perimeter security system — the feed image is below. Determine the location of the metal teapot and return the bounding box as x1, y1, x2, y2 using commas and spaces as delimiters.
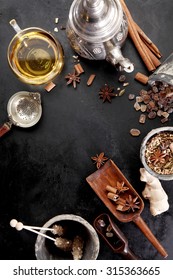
66, 0, 134, 72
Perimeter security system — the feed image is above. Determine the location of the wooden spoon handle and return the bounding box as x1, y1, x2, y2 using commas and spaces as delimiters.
133, 215, 168, 258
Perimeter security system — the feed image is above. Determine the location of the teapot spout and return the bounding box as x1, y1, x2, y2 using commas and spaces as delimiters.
106, 45, 134, 73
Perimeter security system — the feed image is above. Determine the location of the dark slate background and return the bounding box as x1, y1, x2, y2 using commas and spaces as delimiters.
0, 0, 173, 260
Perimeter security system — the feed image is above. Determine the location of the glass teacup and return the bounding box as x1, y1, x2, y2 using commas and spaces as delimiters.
7, 19, 64, 85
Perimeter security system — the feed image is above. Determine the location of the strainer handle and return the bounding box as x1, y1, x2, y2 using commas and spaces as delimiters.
0, 122, 12, 138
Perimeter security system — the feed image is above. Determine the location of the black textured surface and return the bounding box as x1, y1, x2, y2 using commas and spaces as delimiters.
0, 0, 173, 260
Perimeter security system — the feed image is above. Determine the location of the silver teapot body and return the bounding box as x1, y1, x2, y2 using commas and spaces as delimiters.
66, 0, 134, 72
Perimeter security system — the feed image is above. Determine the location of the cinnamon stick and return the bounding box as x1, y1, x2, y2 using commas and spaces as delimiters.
142, 41, 161, 68
87, 74, 96, 86
45, 81, 56, 92
141, 39, 162, 59
135, 72, 149, 85
74, 63, 84, 75
133, 21, 152, 45
120, 0, 156, 72
134, 21, 162, 56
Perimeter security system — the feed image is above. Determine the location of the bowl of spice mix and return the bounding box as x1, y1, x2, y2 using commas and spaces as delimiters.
140, 127, 173, 180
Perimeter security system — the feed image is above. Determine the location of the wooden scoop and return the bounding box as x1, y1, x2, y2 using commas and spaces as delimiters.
94, 213, 139, 260
86, 159, 168, 258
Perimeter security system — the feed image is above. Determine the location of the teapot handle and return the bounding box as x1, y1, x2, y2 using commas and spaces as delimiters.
106, 46, 134, 73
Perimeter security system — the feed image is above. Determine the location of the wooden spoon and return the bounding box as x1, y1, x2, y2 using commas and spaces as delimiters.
86, 159, 168, 258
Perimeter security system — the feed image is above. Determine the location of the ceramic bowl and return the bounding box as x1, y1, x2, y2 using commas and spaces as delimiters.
140, 126, 173, 181
35, 214, 100, 260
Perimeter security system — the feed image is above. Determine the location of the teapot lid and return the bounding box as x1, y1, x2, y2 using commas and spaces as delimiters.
68, 0, 123, 43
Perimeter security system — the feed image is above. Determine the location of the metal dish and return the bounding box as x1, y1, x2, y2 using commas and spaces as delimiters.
0, 91, 42, 137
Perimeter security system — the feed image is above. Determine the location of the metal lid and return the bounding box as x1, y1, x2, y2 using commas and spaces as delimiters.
68, 0, 123, 43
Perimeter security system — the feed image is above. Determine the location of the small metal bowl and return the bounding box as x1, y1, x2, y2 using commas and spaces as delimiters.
35, 214, 100, 260
140, 126, 173, 181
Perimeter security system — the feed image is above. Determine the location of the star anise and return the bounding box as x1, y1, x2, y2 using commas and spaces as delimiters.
99, 84, 116, 103
91, 152, 108, 169
115, 181, 129, 194
149, 148, 167, 165
65, 70, 80, 88
116, 195, 140, 212
160, 140, 170, 151
125, 195, 140, 212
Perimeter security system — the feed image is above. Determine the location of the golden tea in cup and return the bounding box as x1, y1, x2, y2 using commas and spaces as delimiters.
8, 20, 64, 85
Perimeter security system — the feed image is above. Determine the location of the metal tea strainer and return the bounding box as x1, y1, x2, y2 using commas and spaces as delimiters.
0, 91, 42, 137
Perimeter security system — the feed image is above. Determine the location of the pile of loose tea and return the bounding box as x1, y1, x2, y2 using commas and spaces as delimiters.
145, 132, 173, 175
133, 81, 173, 123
